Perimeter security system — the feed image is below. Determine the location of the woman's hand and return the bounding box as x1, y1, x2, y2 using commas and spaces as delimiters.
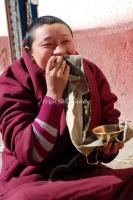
99, 142, 124, 156
45, 55, 70, 100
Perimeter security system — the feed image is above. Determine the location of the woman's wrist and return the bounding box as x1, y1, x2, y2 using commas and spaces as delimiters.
46, 92, 63, 101
44, 95, 64, 104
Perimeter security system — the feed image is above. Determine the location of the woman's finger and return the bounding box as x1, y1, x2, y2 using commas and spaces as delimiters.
46, 56, 57, 71
64, 64, 70, 77
56, 60, 67, 77
110, 142, 120, 154
52, 56, 64, 72
102, 142, 112, 155
118, 142, 124, 149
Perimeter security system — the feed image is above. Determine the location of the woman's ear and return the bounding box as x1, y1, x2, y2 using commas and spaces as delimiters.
24, 46, 35, 62
24, 46, 31, 55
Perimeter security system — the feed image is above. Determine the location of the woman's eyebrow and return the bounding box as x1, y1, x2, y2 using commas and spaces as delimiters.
41, 37, 53, 41
44, 34, 69, 40
38, 37, 53, 45
39, 34, 70, 44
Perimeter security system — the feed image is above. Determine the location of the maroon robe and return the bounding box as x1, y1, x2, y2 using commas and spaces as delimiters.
0, 49, 132, 200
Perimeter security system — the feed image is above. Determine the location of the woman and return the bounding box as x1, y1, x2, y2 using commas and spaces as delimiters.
0, 15, 132, 200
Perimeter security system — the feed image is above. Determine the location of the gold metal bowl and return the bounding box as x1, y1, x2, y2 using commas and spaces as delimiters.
92, 124, 125, 142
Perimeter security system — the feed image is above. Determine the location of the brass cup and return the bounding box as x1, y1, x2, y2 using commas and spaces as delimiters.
92, 124, 125, 142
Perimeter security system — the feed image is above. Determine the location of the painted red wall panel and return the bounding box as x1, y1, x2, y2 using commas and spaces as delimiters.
0, 36, 11, 73
74, 28, 133, 121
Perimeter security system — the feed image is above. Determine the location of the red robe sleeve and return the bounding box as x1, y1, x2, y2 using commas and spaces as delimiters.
0, 60, 63, 166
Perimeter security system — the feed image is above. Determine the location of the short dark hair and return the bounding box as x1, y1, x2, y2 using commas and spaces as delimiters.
23, 15, 73, 50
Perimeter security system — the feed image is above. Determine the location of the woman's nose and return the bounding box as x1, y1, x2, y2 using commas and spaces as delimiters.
53, 45, 66, 56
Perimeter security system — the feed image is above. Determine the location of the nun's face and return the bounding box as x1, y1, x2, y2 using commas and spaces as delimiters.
31, 23, 76, 70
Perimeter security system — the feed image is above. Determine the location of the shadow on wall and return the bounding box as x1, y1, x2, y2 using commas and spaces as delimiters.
73, 24, 133, 121
0, 36, 12, 74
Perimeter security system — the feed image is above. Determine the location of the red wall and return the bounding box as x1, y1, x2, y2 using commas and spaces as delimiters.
0, 36, 11, 73
74, 27, 133, 121
0, 30, 133, 121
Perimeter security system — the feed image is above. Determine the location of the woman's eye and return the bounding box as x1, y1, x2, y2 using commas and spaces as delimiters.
62, 40, 70, 44
43, 43, 53, 47
41, 43, 55, 50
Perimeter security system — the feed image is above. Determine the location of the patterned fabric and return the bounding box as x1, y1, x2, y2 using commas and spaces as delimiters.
5, 0, 22, 61
5, 0, 38, 62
